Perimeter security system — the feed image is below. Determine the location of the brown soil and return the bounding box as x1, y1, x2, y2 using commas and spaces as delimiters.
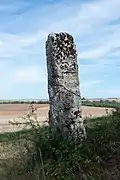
0, 104, 113, 133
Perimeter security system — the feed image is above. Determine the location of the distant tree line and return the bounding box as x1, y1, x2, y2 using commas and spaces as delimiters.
0, 100, 49, 104
82, 100, 120, 108
0, 99, 120, 108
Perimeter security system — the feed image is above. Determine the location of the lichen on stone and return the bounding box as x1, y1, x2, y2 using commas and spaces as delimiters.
46, 32, 86, 141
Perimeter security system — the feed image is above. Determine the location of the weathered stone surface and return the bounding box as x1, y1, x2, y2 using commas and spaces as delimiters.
46, 32, 86, 141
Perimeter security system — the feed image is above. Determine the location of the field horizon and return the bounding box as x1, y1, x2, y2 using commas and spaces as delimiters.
0, 103, 113, 133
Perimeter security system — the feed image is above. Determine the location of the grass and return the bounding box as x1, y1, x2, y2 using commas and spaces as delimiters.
0, 108, 120, 180
0, 128, 33, 142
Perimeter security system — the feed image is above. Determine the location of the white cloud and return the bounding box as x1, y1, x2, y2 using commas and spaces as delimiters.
80, 80, 103, 98
0, 30, 48, 58
0, 0, 120, 98
1, 0, 120, 60
14, 66, 47, 83
44, 0, 120, 38
80, 33, 120, 60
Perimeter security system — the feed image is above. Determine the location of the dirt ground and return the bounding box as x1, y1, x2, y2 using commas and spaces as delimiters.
0, 104, 113, 133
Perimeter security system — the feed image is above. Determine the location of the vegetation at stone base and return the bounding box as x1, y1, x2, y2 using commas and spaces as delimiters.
82, 100, 120, 108
0, 108, 120, 180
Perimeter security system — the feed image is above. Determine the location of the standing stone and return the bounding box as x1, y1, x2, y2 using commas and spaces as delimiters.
46, 32, 86, 142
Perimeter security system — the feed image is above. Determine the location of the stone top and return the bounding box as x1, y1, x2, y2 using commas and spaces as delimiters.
46, 32, 78, 74
46, 32, 74, 43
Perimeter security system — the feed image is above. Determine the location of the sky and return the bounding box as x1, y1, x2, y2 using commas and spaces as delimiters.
0, 0, 120, 99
